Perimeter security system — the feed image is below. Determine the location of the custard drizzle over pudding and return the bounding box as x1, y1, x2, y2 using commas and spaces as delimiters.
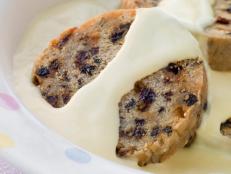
13, 0, 231, 173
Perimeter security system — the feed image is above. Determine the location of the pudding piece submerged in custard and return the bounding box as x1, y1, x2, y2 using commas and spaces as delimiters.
220, 117, 231, 137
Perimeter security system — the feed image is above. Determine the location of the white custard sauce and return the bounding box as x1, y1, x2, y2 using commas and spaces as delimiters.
13, 0, 231, 173
159, 0, 214, 32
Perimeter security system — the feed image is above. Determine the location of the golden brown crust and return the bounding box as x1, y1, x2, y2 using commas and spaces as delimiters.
32, 9, 136, 108
206, 35, 231, 71
120, 0, 160, 9
205, 0, 231, 71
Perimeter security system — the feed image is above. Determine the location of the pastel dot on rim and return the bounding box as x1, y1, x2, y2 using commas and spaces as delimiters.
0, 133, 14, 148
0, 159, 22, 174
0, 93, 19, 111
65, 148, 91, 164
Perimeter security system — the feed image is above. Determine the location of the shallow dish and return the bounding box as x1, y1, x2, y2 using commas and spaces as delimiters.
1, 0, 231, 174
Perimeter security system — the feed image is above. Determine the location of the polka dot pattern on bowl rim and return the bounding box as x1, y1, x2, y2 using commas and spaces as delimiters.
65, 147, 91, 164
0, 133, 14, 148
0, 93, 19, 111
0, 159, 22, 174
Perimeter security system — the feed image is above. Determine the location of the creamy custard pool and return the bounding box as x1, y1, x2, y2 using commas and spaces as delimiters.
13, 0, 231, 173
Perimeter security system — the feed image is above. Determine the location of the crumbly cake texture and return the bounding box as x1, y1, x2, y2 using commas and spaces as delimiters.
205, 0, 231, 71
120, 0, 231, 71
32, 10, 135, 108
116, 59, 208, 166
120, 0, 160, 9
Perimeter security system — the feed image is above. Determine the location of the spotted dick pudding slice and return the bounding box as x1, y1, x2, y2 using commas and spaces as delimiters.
120, 0, 231, 71
32, 10, 136, 108
116, 59, 208, 166
205, 0, 231, 71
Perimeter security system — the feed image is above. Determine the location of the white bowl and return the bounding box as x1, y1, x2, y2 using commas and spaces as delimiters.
0, 0, 148, 173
